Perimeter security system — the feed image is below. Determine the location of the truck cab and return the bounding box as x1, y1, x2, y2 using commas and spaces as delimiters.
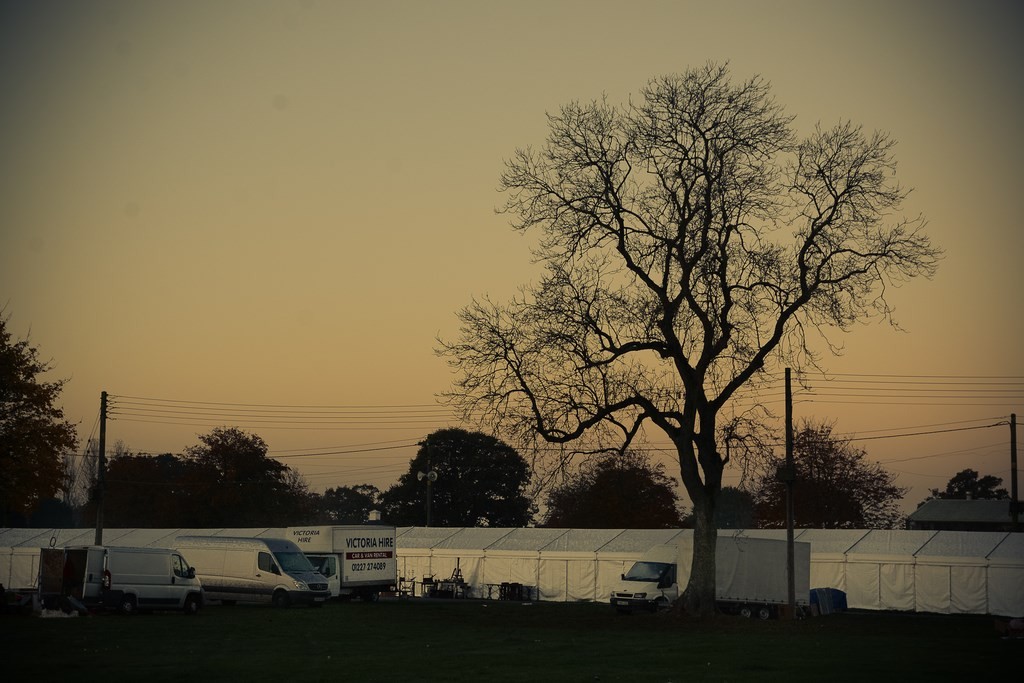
610, 558, 678, 612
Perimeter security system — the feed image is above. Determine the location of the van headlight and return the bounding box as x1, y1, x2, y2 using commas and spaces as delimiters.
292, 580, 309, 590
633, 592, 647, 599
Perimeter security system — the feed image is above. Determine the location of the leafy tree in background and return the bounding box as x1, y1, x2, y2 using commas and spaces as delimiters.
752, 420, 907, 529
184, 427, 311, 526
543, 452, 685, 528
710, 487, 757, 529
924, 469, 1008, 504
441, 63, 940, 614
381, 428, 533, 527
102, 448, 208, 527
319, 484, 382, 524
0, 312, 78, 526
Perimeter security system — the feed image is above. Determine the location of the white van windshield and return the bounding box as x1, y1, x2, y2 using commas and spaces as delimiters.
275, 551, 315, 573
623, 561, 671, 582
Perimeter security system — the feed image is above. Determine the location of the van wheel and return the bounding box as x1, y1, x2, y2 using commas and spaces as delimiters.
120, 595, 137, 615
272, 591, 290, 608
183, 595, 201, 615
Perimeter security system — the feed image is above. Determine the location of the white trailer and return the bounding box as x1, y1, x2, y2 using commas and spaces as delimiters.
0, 546, 45, 592
610, 535, 810, 618
286, 525, 397, 601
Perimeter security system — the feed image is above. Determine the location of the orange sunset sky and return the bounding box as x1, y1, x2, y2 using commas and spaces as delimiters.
1, 0, 1021, 516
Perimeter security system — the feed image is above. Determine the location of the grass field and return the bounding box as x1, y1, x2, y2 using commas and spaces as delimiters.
2, 599, 1019, 682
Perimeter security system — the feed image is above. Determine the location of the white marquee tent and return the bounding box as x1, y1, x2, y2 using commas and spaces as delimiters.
2, 527, 1021, 617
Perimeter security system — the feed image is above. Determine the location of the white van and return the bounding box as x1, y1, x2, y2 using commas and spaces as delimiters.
39, 546, 203, 615
175, 536, 330, 607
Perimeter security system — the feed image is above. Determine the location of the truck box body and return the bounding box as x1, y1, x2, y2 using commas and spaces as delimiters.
37, 546, 203, 614
610, 535, 810, 617
0, 546, 45, 593
175, 536, 330, 607
286, 525, 397, 600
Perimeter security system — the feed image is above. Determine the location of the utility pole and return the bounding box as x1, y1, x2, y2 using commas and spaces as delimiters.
784, 369, 796, 618
426, 441, 432, 527
94, 391, 108, 546
1011, 413, 1018, 532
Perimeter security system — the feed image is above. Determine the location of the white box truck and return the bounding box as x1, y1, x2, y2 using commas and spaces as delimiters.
38, 546, 203, 615
286, 525, 397, 601
175, 536, 330, 607
609, 535, 810, 618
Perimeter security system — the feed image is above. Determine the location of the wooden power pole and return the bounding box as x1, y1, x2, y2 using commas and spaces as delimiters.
1011, 413, 1018, 532
94, 391, 107, 546
784, 368, 796, 617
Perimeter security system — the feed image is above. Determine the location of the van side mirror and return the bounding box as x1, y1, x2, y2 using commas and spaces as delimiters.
621, 573, 625, 580
272, 565, 281, 576
187, 567, 196, 579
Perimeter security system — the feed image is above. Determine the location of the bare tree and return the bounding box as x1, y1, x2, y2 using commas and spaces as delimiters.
440, 63, 939, 616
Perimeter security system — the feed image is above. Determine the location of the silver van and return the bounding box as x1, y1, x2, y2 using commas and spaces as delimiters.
175, 536, 329, 607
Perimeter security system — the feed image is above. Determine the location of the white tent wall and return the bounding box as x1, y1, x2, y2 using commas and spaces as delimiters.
480, 528, 566, 595
395, 527, 459, 587
0, 528, 59, 547
913, 531, 1006, 615
4, 528, 1022, 616
481, 550, 541, 593
429, 551, 484, 590
536, 554, 585, 601
537, 529, 627, 602
987, 534, 1024, 617
396, 550, 433, 587
431, 528, 515, 594
844, 530, 937, 611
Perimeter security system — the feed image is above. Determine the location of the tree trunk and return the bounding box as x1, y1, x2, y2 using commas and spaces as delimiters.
681, 489, 717, 618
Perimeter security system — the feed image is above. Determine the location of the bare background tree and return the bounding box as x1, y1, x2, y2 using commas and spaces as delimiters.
441, 63, 939, 616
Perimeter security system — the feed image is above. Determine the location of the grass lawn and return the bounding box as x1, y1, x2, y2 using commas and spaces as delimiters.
2, 599, 1019, 682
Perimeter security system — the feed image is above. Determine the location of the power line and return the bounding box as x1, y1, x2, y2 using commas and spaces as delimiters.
845, 422, 1005, 442
109, 394, 449, 410
272, 443, 418, 459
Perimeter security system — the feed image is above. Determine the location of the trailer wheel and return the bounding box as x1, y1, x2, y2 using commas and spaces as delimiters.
757, 605, 772, 620
738, 605, 753, 619
183, 594, 201, 615
272, 590, 290, 608
120, 595, 137, 615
